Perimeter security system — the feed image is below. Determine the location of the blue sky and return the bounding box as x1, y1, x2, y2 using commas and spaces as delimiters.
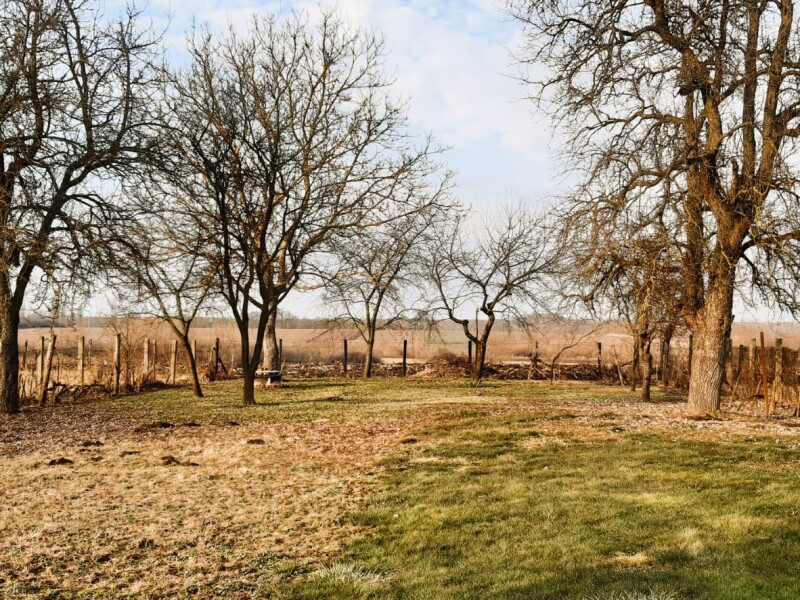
111, 0, 563, 206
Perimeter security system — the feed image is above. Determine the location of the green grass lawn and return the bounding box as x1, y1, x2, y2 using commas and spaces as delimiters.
270, 382, 800, 600
4, 378, 800, 599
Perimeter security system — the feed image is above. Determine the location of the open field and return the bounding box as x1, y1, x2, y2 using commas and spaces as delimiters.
18, 319, 800, 376
3, 380, 800, 598
17, 319, 674, 367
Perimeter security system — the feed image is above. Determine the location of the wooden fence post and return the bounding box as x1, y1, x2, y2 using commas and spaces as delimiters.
213, 337, 220, 379
736, 344, 745, 381
760, 332, 769, 415
613, 346, 625, 387
39, 333, 56, 406
37, 335, 45, 386
725, 337, 733, 384
21, 340, 28, 371
77, 336, 85, 385
152, 339, 158, 380
113, 333, 121, 395
749, 338, 758, 390
402, 339, 408, 377
170, 340, 178, 384
468, 340, 472, 365
343, 339, 348, 376
141, 338, 150, 388
775, 338, 784, 408
597, 342, 602, 380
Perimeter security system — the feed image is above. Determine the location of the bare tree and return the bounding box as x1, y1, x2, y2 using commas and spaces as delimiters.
109, 210, 214, 397
322, 182, 455, 377
160, 9, 443, 405
510, 0, 800, 413
427, 205, 559, 383
0, 0, 161, 414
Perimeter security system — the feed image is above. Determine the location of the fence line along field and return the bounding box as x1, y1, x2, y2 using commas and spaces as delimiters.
15, 318, 667, 387
16, 318, 800, 417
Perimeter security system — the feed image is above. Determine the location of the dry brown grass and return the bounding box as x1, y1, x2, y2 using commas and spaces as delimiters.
0, 381, 444, 598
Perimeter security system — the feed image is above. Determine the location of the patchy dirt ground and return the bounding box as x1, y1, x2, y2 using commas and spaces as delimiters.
2, 379, 800, 598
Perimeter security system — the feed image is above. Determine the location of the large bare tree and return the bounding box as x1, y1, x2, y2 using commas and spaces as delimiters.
0, 0, 161, 414
510, 0, 800, 413
427, 205, 559, 382
161, 9, 444, 405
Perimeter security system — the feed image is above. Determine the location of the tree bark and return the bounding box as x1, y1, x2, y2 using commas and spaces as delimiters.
660, 330, 673, 386
686, 275, 735, 414
240, 322, 261, 407
641, 334, 653, 402
242, 367, 257, 406
181, 336, 204, 398
263, 309, 280, 371
363, 330, 375, 378
0, 300, 21, 414
630, 333, 639, 392
472, 340, 487, 383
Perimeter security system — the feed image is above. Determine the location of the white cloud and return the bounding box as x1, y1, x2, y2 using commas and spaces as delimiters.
109, 0, 562, 200
330, 0, 552, 161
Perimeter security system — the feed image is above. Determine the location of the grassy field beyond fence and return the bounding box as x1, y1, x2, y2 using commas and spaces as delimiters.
2, 379, 800, 599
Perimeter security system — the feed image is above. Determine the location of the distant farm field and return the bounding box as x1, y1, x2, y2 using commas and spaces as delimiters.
14, 319, 800, 392
3, 380, 800, 598
18, 320, 799, 366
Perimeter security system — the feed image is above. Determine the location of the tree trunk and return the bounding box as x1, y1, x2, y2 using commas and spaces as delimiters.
243, 366, 256, 406
181, 336, 203, 398
472, 341, 486, 383
241, 325, 258, 407
660, 330, 673, 386
641, 334, 653, 402
363, 330, 375, 378
630, 333, 639, 392
686, 276, 735, 414
0, 302, 21, 414
263, 310, 280, 371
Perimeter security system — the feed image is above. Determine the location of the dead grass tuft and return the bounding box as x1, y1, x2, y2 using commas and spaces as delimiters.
308, 562, 385, 585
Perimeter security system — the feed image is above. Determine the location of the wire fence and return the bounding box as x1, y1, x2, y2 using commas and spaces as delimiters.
19, 327, 797, 416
